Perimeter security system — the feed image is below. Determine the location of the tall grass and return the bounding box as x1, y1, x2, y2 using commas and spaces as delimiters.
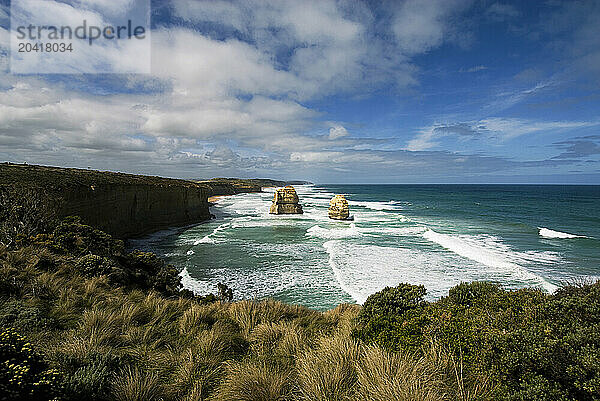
214, 359, 294, 401
297, 335, 361, 401
111, 367, 162, 401
1, 241, 495, 401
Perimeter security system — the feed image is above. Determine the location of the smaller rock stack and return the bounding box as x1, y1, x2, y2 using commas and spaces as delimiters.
328, 195, 351, 220
269, 186, 303, 214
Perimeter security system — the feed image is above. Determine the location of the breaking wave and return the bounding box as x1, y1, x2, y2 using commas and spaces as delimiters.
539, 227, 587, 239
422, 229, 558, 292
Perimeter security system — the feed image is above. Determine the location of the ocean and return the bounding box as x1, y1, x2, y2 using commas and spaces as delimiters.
131, 185, 600, 311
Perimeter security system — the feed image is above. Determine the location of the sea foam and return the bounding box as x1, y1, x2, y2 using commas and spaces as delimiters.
539, 227, 587, 239
422, 229, 558, 292
179, 267, 212, 295
193, 222, 229, 245
306, 223, 362, 239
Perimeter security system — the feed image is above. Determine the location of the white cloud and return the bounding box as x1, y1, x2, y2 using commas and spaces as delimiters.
9, 0, 151, 73
329, 124, 348, 139
0, 0, 506, 180
460, 65, 487, 73
392, 0, 472, 55
406, 118, 600, 151
290, 151, 343, 163
480, 118, 597, 140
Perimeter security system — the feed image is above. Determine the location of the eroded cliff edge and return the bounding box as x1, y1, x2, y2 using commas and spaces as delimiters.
0, 163, 298, 238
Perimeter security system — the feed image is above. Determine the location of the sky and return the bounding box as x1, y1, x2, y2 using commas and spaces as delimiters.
1, 0, 600, 183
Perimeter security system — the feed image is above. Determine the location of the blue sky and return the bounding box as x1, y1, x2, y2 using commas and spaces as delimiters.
0, 0, 599, 183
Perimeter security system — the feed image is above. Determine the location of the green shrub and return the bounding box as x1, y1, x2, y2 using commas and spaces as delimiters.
58, 351, 128, 401
0, 300, 55, 331
116, 250, 181, 296
76, 255, 112, 277
353, 281, 600, 401
354, 283, 428, 351
0, 327, 59, 400
447, 281, 502, 306
0, 187, 59, 249
51, 216, 124, 257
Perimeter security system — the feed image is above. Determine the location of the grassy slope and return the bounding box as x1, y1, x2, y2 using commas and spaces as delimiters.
0, 218, 487, 401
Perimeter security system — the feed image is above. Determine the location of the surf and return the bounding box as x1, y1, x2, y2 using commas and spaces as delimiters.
539, 227, 587, 239
422, 229, 558, 292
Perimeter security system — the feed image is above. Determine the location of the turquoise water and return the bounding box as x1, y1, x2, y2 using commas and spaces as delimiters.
132, 185, 600, 311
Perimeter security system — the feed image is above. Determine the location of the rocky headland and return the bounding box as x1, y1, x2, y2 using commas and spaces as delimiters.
0, 163, 303, 238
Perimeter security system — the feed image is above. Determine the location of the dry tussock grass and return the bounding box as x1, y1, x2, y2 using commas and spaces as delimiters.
297, 334, 361, 401
214, 359, 294, 401
111, 366, 162, 401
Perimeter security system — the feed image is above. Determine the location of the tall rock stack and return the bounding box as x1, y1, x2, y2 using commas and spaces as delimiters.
328, 195, 351, 220
269, 186, 303, 214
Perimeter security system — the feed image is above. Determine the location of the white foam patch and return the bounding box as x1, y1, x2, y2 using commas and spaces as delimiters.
422, 229, 558, 292
230, 217, 302, 228
352, 210, 405, 223
306, 223, 363, 239
362, 226, 427, 236
195, 236, 214, 244
179, 267, 213, 295
539, 227, 588, 239
323, 237, 561, 305
186, 250, 195, 255
324, 240, 480, 304
350, 200, 402, 211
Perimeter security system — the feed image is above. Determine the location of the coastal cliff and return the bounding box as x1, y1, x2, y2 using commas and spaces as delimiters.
0, 163, 297, 238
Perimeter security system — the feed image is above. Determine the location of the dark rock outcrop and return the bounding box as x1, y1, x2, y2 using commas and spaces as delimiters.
269, 186, 303, 214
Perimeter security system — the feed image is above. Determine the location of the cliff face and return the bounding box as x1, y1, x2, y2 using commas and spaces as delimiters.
0, 164, 291, 238
58, 183, 211, 238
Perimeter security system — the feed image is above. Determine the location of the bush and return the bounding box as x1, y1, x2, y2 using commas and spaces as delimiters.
0, 300, 55, 331
447, 281, 502, 306
51, 216, 124, 257
76, 255, 112, 277
59, 352, 125, 401
354, 283, 428, 351
0, 327, 59, 400
353, 281, 600, 401
118, 250, 181, 296
0, 187, 59, 249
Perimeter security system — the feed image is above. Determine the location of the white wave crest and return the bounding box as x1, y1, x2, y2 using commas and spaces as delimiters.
193, 223, 229, 245
306, 223, 362, 239
350, 200, 402, 211
422, 229, 558, 292
323, 240, 482, 304
539, 227, 587, 239
179, 267, 212, 295
362, 226, 427, 236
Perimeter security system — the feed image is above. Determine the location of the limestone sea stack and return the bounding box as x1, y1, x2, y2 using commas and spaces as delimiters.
328, 195, 352, 220
269, 186, 303, 214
